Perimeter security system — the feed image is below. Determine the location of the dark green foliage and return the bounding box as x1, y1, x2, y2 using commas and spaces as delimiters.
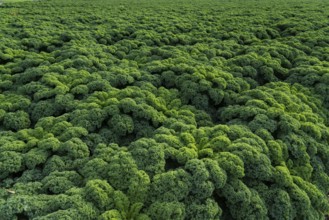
1, 0, 329, 219
3, 111, 31, 131
0, 151, 22, 179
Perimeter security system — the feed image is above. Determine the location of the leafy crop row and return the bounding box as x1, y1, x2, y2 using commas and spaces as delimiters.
1, 0, 329, 219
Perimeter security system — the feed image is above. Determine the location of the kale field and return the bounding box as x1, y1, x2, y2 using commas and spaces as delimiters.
1, 0, 329, 219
